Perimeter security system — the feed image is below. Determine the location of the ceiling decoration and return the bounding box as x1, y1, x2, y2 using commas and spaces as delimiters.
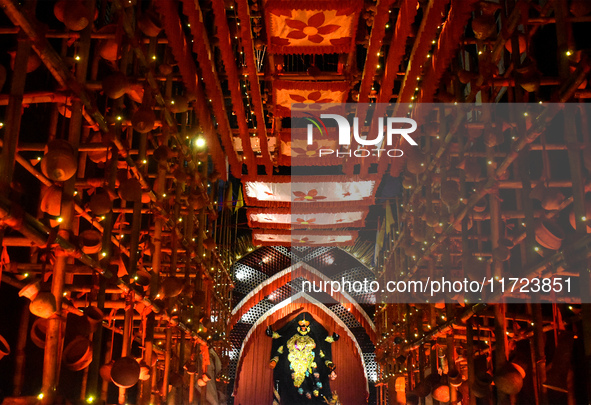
247, 206, 369, 229
243, 175, 378, 207
273, 80, 350, 116
253, 229, 358, 246
264, 1, 362, 54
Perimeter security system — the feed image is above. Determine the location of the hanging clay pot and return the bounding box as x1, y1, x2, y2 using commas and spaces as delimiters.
569, 201, 591, 233
102, 72, 129, 99
137, 10, 162, 37
138, 361, 151, 381
40, 185, 62, 216
514, 58, 542, 93
87, 132, 111, 163
118, 178, 143, 202
471, 15, 496, 40
153, 145, 174, 162
30, 318, 48, 348
89, 189, 112, 216
8, 50, 41, 73
30, 292, 57, 319
159, 63, 173, 76
160, 277, 184, 298
458, 69, 477, 85
441, 180, 460, 207
411, 220, 427, 243
448, 368, 463, 387
167, 95, 190, 113
505, 34, 527, 54
570, 0, 591, 17
97, 25, 120, 61
79, 229, 102, 254
131, 106, 156, 133
53, 0, 67, 22
41, 140, 77, 182
425, 210, 440, 228
541, 189, 565, 211
529, 182, 547, 201
63, 336, 93, 371
483, 129, 504, 147
203, 238, 216, 250
473, 197, 487, 213
402, 173, 415, 190
100, 360, 115, 382
431, 376, 450, 402
494, 362, 525, 395
493, 238, 514, 262
535, 220, 565, 250
84, 306, 104, 332
471, 374, 493, 398
19, 281, 41, 301
110, 356, 140, 388
0, 335, 10, 361
63, 1, 91, 31
188, 192, 207, 210
406, 149, 427, 174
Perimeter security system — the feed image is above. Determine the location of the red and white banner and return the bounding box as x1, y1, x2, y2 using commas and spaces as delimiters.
247, 206, 369, 229
253, 229, 358, 246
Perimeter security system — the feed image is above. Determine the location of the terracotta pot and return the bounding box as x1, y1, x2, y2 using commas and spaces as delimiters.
118, 178, 143, 202
53, 0, 67, 22
460, 157, 481, 181
138, 361, 151, 381
137, 10, 162, 37
494, 363, 524, 395
80, 229, 102, 254
535, 220, 564, 250
40, 185, 63, 216
102, 72, 129, 99
484, 130, 504, 147
89, 189, 112, 216
505, 34, 527, 54
474, 197, 487, 213
153, 145, 174, 162
168, 95, 190, 113
448, 368, 463, 387
203, 238, 216, 250
471, 374, 493, 398
87, 132, 111, 163
402, 173, 415, 189
29, 292, 57, 319
414, 381, 431, 398
84, 306, 104, 333
0, 334, 10, 361
514, 59, 542, 93
570, 0, 591, 17
471, 15, 496, 40
184, 360, 198, 375
160, 277, 184, 298
458, 69, 477, 85
19, 280, 41, 301
406, 149, 427, 174
63, 336, 93, 371
441, 180, 460, 207
569, 201, 591, 233
100, 360, 115, 381
188, 192, 207, 210
431, 382, 450, 402
41, 140, 77, 182
493, 238, 514, 262
30, 318, 48, 348
8, 50, 41, 73
159, 63, 173, 76
111, 356, 140, 388
63, 1, 91, 31
541, 189, 565, 211
131, 106, 156, 133
96, 25, 120, 61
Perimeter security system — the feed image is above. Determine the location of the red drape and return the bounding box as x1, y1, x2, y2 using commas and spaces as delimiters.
233, 303, 369, 405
